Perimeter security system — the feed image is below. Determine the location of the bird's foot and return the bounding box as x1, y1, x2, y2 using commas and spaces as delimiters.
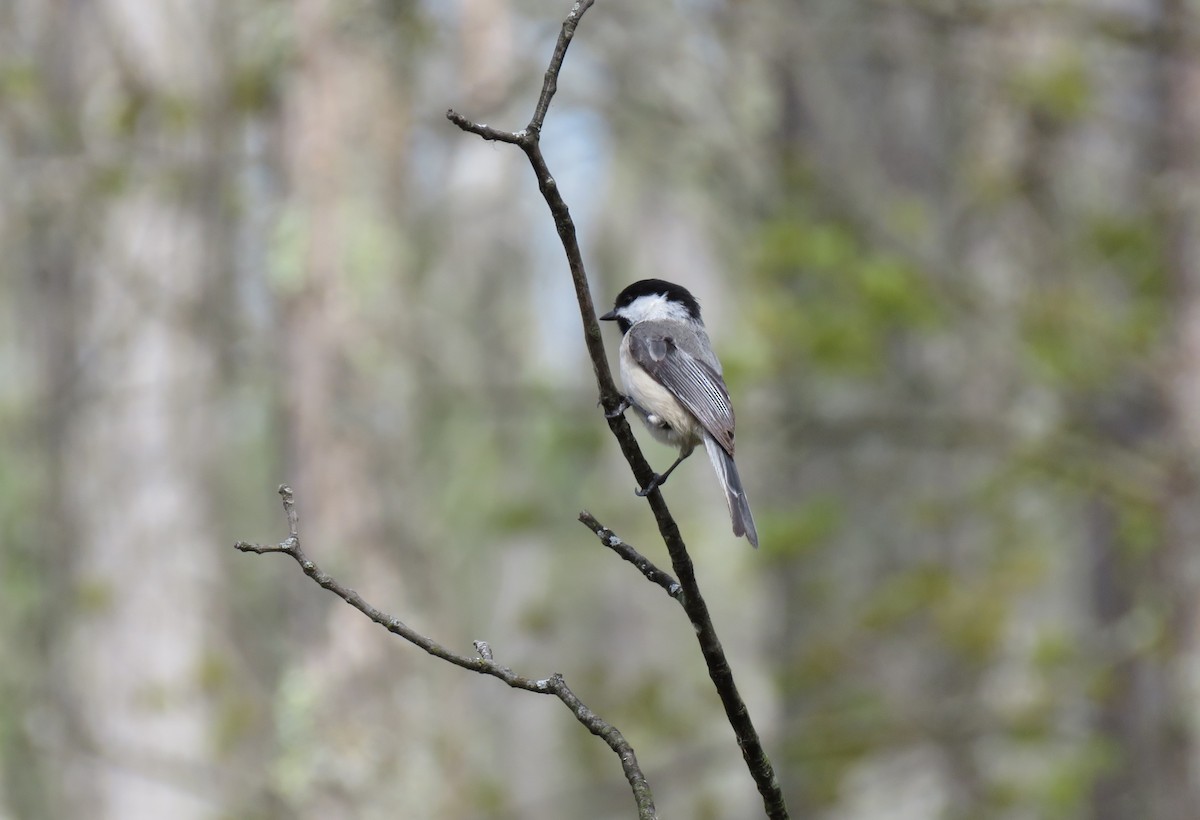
635, 472, 667, 497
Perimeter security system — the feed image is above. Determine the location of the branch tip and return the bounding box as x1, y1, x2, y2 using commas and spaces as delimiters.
577, 512, 682, 601
446, 108, 526, 145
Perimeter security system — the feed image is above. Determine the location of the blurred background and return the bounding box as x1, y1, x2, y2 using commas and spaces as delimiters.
3, 0, 1200, 818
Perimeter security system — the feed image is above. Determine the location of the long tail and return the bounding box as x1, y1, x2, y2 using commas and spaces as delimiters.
704, 436, 759, 548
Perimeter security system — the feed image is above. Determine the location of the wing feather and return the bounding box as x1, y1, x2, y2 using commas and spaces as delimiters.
628, 328, 736, 455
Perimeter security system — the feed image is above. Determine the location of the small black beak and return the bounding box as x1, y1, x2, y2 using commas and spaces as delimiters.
599, 309, 617, 321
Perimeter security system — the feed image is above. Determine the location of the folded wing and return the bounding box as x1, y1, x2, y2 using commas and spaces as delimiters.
627, 327, 736, 455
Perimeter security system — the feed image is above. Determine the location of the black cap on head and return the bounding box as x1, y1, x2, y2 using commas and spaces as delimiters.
600, 279, 703, 326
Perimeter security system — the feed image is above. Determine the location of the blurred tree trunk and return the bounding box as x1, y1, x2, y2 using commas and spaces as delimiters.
57, 1, 228, 816
1085, 404, 1164, 820
1088, 3, 1200, 817
1, 1, 91, 816
1152, 0, 1200, 815
270, 0, 563, 814
278, 3, 394, 816
272, 1, 456, 815
283, 0, 378, 554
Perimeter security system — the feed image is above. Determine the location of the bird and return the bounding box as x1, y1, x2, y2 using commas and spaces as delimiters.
600, 278, 758, 547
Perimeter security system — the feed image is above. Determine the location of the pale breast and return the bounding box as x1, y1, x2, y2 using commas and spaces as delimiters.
619, 337, 702, 448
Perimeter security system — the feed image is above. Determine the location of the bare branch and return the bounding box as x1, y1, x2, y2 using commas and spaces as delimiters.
443, 111, 524, 145
235, 486, 657, 820
447, 0, 597, 145
578, 511, 682, 600
447, 3, 790, 817
529, 0, 596, 134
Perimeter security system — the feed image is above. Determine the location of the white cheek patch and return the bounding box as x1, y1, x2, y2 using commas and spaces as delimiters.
618, 294, 694, 325
619, 295, 666, 323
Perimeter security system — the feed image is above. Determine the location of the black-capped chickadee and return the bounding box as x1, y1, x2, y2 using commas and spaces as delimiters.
600, 279, 759, 548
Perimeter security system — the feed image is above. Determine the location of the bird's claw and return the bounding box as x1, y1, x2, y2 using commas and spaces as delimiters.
635, 473, 666, 497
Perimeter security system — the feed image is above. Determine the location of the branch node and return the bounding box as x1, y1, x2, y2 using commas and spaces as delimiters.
537, 673, 566, 693
474, 640, 494, 661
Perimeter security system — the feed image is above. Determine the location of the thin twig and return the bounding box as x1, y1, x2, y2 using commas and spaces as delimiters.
447, 3, 790, 817
235, 485, 657, 820
529, 0, 595, 134
578, 511, 682, 600
442, 112, 524, 145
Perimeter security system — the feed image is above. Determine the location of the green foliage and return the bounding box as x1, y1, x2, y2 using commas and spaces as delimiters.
74, 578, 115, 614
621, 671, 702, 741
1031, 630, 1076, 671
0, 454, 45, 619
435, 392, 610, 537
214, 697, 261, 756
931, 577, 1009, 660
1023, 214, 1166, 386
860, 564, 953, 631
751, 213, 942, 374
1036, 738, 1117, 816
267, 205, 309, 296
782, 636, 852, 690
468, 776, 514, 815
344, 200, 405, 303
196, 650, 233, 695
232, 63, 279, 114
515, 599, 556, 636
1116, 496, 1165, 559
763, 495, 844, 561
1011, 54, 1091, 122
0, 62, 36, 100
781, 688, 889, 807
